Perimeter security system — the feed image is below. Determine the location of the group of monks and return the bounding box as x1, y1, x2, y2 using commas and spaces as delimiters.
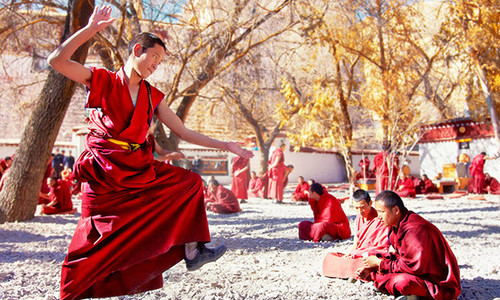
296, 184, 461, 299
360, 148, 500, 197
228, 144, 294, 204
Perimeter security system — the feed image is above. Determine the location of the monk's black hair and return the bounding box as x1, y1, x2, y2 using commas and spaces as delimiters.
353, 189, 370, 203
4, 156, 11, 161
481, 151, 486, 156
128, 32, 166, 55
375, 190, 407, 212
310, 182, 324, 195
209, 179, 220, 186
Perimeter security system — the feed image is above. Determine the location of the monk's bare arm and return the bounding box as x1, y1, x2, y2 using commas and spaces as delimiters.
156, 100, 253, 158
47, 6, 115, 87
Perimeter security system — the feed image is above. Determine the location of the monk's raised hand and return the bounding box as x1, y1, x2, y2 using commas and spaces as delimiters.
226, 142, 254, 159
88, 5, 115, 32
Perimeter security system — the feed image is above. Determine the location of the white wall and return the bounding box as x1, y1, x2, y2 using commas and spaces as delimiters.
419, 138, 500, 179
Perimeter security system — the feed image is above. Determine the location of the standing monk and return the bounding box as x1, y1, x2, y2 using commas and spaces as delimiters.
468, 152, 497, 194
357, 156, 371, 180
267, 142, 286, 202
231, 156, 250, 203
298, 183, 351, 242
48, 6, 253, 300
372, 143, 399, 195
248, 171, 264, 198
357, 191, 461, 300
323, 189, 389, 279
291, 176, 309, 202
205, 180, 242, 214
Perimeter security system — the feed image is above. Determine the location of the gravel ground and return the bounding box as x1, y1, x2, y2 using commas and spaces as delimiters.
1, 187, 499, 300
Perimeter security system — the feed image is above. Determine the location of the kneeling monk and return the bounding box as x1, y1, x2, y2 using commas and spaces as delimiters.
357, 190, 461, 300
40, 177, 74, 215
206, 180, 242, 214
298, 183, 351, 242
48, 6, 253, 300
323, 189, 389, 279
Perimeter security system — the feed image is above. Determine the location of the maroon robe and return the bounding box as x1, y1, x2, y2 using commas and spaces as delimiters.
41, 179, 73, 215
39, 162, 54, 205
248, 177, 264, 198
486, 177, 500, 194
323, 207, 389, 279
231, 156, 249, 200
421, 178, 438, 194
292, 181, 310, 201
369, 211, 461, 300
468, 154, 486, 194
267, 148, 285, 201
372, 151, 399, 195
60, 67, 211, 300
298, 192, 351, 242
206, 185, 241, 214
395, 178, 416, 198
356, 157, 371, 180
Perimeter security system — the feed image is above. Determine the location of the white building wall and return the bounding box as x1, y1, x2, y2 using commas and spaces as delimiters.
419, 138, 500, 179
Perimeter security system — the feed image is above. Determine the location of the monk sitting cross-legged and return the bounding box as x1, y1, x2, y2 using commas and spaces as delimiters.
298, 183, 351, 242
323, 189, 389, 279
357, 190, 461, 300
395, 173, 416, 198
291, 176, 310, 202
205, 180, 242, 214
40, 177, 74, 215
247, 171, 264, 198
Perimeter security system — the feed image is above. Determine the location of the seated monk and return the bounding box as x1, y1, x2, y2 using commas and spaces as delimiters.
395, 173, 416, 198
298, 183, 351, 242
248, 171, 264, 198
205, 179, 242, 214
420, 174, 438, 194
357, 191, 461, 300
0, 156, 13, 179
291, 176, 310, 202
39, 158, 54, 205
323, 189, 389, 279
40, 177, 74, 215
485, 173, 500, 195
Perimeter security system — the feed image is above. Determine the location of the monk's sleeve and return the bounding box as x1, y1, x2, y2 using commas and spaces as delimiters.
378, 226, 427, 275
85, 67, 111, 109
308, 198, 319, 220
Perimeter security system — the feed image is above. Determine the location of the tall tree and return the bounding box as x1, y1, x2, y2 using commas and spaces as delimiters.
445, 0, 500, 145
0, 0, 94, 223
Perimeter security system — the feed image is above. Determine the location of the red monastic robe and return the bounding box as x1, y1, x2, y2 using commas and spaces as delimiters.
369, 211, 461, 300
41, 179, 73, 215
468, 154, 486, 194
231, 156, 249, 200
292, 181, 310, 201
486, 177, 500, 195
206, 185, 241, 214
396, 178, 416, 198
356, 157, 371, 180
0, 158, 8, 179
421, 178, 438, 194
298, 192, 351, 242
323, 207, 389, 279
372, 151, 399, 195
60, 68, 211, 300
248, 177, 264, 198
267, 148, 285, 201
38, 162, 54, 205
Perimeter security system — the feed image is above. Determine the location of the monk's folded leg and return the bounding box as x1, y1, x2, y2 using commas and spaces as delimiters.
322, 252, 364, 279
374, 272, 432, 298
298, 220, 314, 240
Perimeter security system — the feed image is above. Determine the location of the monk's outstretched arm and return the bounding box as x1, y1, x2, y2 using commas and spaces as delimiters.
156, 100, 253, 159
47, 6, 115, 87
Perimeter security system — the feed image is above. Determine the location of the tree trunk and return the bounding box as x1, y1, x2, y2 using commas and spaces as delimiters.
0, 0, 93, 223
